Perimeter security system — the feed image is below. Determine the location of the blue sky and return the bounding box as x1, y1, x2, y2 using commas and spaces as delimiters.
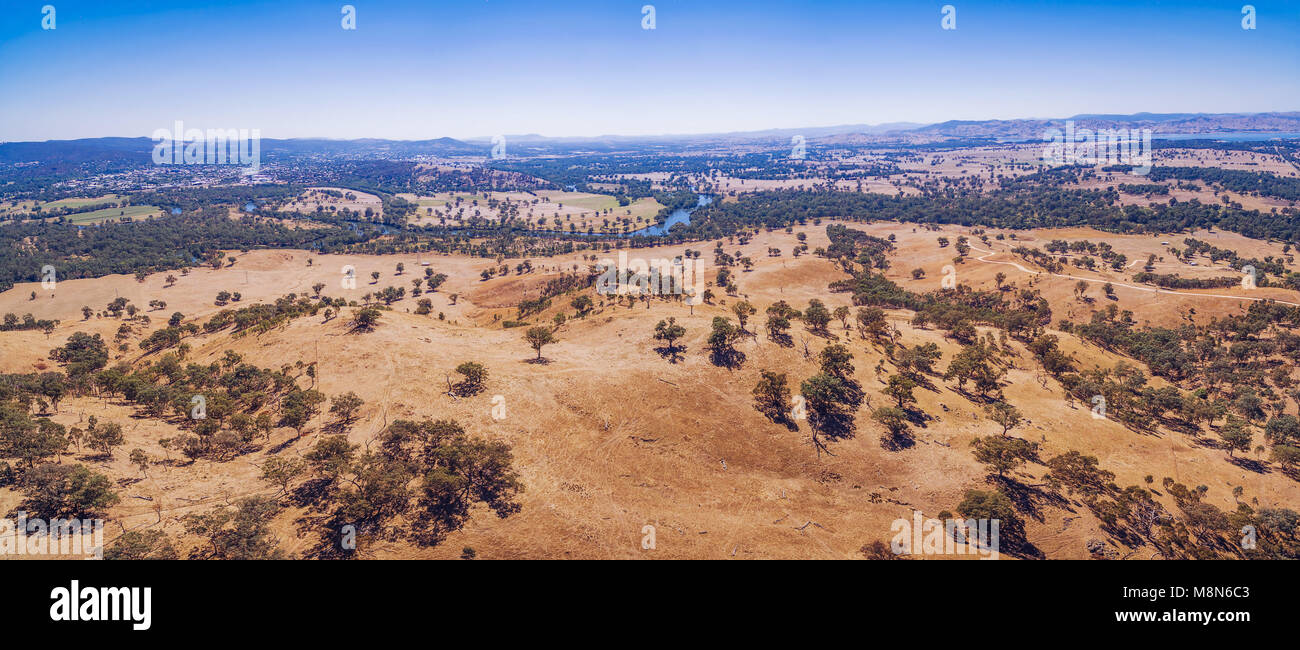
0, 0, 1297, 141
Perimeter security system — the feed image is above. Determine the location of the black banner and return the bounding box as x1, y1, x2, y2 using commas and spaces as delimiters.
0, 559, 1287, 638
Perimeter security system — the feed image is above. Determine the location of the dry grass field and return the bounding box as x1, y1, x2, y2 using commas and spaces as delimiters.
0, 195, 165, 224
4, 218, 1297, 559
279, 187, 383, 216
399, 189, 667, 233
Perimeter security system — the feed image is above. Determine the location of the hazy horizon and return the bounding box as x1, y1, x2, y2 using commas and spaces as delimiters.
6, 109, 1300, 146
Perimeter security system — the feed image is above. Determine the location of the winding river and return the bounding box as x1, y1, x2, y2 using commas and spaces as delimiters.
624, 194, 712, 237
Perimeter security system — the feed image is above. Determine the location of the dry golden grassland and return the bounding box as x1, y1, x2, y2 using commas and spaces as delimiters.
3, 218, 1298, 558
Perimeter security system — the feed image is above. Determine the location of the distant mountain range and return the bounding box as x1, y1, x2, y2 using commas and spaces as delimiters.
0, 136, 485, 165
2, 112, 1298, 162
895, 111, 1300, 141
473, 122, 925, 144
474, 113, 1300, 146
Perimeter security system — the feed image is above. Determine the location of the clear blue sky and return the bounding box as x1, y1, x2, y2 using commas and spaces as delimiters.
0, 0, 1297, 141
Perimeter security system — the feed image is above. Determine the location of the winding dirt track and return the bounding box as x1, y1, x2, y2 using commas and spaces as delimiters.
968, 245, 1300, 308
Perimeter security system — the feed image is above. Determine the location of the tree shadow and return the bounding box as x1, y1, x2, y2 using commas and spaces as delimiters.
1187, 434, 1224, 450
768, 332, 793, 348
321, 420, 351, 435
911, 374, 940, 393
1227, 455, 1271, 474
810, 410, 855, 443
880, 430, 915, 452
988, 475, 1068, 525
654, 344, 685, 364
267, 436, 302, 454
903, 407, 931, 429
760, 410, 800, 432
289, 477, 335, 510
995, 520, 1044, 560
709, 348, 746, 370
1161, 416, 1201, 437
951, 386, 1002, 406
804, 327, 836, 340
525, 357, 553, 365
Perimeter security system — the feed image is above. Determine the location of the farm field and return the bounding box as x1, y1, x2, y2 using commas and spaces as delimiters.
60, 204, 164, 224
400, 189, 667, 232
